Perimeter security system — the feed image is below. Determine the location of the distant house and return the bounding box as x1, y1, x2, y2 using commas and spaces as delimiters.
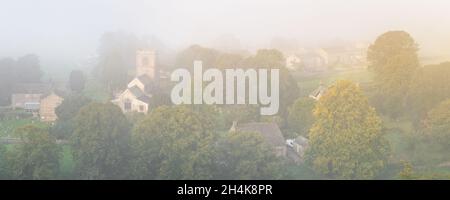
285, 54, 302, 71
111, 84, 152, 114
11, 83, 51, 111
309, 84, 327, 101
40, 92, 64, 122
112, 50, 158, 114
300, 49, 329, 72
229, 121, 287, 157
325, 42, 368, 69
11, 83, 64, 122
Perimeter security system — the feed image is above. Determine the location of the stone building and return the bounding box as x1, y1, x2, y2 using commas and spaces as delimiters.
40, 92, 64, 122
112, 50, 158, 114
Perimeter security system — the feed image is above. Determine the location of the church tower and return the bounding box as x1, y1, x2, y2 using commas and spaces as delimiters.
136, 50, 156, 79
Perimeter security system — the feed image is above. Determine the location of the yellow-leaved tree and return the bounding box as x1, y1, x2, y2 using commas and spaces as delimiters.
305, 80, 390, 179
367, 31, 419, 118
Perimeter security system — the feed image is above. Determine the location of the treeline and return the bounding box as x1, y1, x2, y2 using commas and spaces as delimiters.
0, 98, 286, 180
367, 31, 450, 123
0, 54, 42, 105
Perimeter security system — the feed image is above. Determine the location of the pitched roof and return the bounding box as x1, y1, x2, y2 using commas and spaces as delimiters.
128, 85, 145, 98
137, 95, 152, 104
309, 85, 327, 100
294, 135, 309, 146
231, 122, 286, 147
126, 85, 152, 104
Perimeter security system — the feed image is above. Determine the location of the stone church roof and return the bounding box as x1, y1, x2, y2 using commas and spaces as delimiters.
128, 85, 152, 104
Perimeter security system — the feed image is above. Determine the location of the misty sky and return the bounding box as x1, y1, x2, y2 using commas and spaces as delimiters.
1, 0, 450, 70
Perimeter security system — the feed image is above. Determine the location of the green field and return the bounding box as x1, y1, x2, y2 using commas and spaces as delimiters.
0, 118, 48, 137
59, 145, 75, 179
295, 69, 373, 97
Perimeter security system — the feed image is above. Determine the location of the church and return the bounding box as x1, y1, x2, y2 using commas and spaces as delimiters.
111, 50, 158, 114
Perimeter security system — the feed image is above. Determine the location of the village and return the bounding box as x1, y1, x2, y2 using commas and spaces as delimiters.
0, 48, 320, 163
1, 30, 449, 180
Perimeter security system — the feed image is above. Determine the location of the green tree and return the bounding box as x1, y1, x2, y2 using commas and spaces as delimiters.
245, 49, 300, 119
424, 99, 450, 150
367, 31, 419, 118
0, 58, 14, 106
69, 70, 86, 93
0, 144, 10, 179
51, 94, 92, 139
214, 53, 245, 69
7, 125, 60, 180
221, 105, 260, 129
14, 54, 42, 83
406, 62, 450, 124
245, 49, 285, 69
216, 131, 285, 180
71, 102, 131, 179
398, 160, 414, 179
305, 80, 390, 179
0, 55, 42, 105
287, 97, 315, 137
131, 106, 218, 179
175, 45, 220, 69
96, 32, 140, 91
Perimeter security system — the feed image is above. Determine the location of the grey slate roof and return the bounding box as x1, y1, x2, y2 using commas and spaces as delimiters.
128, 85, 146, 98
127, 85, 152, 104
137, 95, 152, 104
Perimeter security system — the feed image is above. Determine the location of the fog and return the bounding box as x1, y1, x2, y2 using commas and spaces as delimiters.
1, 0, 450, 71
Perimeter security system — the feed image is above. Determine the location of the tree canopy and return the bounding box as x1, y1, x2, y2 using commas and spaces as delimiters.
7, 125, 60, 180
306, 80, 390, 179
52, 94, 92, 139
367, 31, 419, 117
406, 62, 450, 124
131, 105, 218, 179
287, 97, 316, 137
216, 130, 285, 180
71, 102, 131, 179
69, 70, 86, 93
424, 99, 450, 150
0, 55, 42, 105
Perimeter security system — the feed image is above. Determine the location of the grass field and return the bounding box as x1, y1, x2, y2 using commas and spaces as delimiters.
381, 116, 450, 179
59, 145, 75, 179
295, 68, 373, 97
0, 118, 48, 137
